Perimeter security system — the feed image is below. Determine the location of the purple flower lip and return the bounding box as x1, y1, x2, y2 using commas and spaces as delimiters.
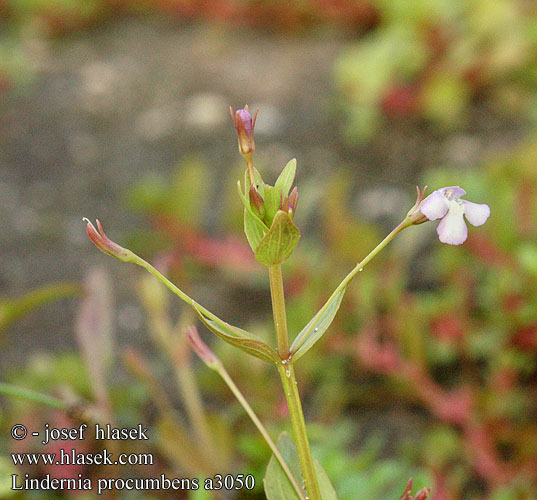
419, 186, 490, 245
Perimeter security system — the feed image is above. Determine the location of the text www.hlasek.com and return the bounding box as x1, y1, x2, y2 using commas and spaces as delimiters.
12, 449, 153, 466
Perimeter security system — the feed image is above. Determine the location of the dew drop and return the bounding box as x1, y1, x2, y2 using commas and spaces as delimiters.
314, 327, 319, 332
359, 268, 363, 272
285, 369, 291, 377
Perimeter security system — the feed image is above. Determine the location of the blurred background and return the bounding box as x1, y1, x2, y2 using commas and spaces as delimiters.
1, 1, 536, 499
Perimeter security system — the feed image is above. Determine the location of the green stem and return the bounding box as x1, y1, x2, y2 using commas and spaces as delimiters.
0, 382, 66, 410
291, 220, 408, 355
267, 264, 321, 500
278, 363, 321, 500
246, 156, 256, 186
268, 264, 290, 359
215, 364, 306, 500
132, 256, 228, 330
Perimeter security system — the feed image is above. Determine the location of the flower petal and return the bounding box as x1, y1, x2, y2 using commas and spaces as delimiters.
462, 200, 490, 227
436, 205, 468, 245
440, 186, 466, 199
420, 190, 449, 220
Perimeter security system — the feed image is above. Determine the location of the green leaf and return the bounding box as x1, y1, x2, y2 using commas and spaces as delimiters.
290, 287, 346, 362
264, 432, 337, 500
275, 159, 297, 199
237, 178, 251, 209
244, 207, 269, 252
254, 211, 300, 266
263, 185, 282, 227
193, 305, 279, 364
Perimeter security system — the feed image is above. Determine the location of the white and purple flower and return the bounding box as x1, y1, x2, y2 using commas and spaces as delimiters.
419, 186, 490, 245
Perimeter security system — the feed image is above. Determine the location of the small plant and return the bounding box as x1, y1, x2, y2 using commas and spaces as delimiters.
334, 0, 537, 142
83, 105, 490, 499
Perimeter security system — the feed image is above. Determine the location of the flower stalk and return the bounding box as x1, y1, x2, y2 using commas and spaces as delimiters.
186, 327, 306, 500
290, 219, 409, 357
216, 363, 307, 500
84, 219, 219, 323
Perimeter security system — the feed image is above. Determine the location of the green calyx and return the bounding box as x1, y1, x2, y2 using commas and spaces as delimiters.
238, 159, 300, 266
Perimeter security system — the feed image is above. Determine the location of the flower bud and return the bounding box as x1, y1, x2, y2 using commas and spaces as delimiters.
249, 184, 265, 219
230, 105, 258, 158
414, 489, 431, 500
280, 186, 299, 215
84, 218, 132, 262
399, 479, 413, 500
398, 479, 431, 500
186, 325, 220, 369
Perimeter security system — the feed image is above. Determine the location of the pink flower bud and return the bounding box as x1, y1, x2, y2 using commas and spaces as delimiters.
398, 479, 431, 500
249, 184, 265, 218
414, 489, 431, 500
399, 478, 413, 500
186, 326, 220, 369
280, 187, 299, 214
230, 105, 258, 158
84, 218, 132, 261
